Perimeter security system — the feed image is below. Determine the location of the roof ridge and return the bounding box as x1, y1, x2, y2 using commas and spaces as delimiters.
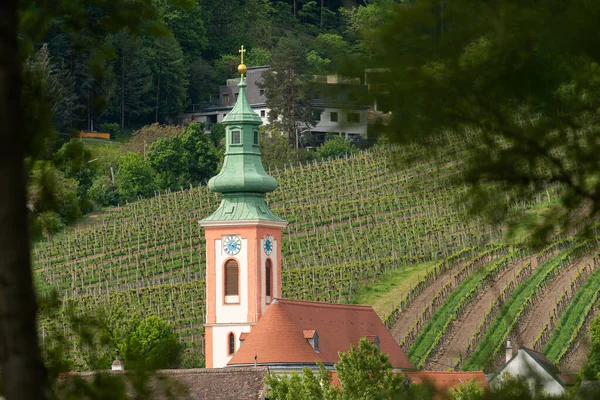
277, 298, 373, 309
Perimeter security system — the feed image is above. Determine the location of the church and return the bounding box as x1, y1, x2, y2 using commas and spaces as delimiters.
198, 47, 415, 372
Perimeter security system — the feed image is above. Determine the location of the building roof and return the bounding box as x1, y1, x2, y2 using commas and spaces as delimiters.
59, 367, 268, 400
227, 298, 415, 370
403, 371, 490, 391
495, 347, 571, 387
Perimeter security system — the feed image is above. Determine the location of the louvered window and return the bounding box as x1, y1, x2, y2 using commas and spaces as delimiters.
225, 260, 239, 303
265, 259, 272, 299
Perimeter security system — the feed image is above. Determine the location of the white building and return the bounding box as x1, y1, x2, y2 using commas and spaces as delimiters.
490, 345, 576, 397
191, 67, 370, 145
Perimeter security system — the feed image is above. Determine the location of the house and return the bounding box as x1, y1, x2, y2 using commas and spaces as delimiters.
490, 345, 577, 396
191, 66, 370, 145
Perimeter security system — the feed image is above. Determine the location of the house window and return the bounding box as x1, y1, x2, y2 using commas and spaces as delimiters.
254, 130, 259, 145
231, 130, 241, 145
260, 110, 266, 117
265, 259, 272, 299
260, 89, 265, 96
313, 111, 321, 121
223, 94, 230, 104
348, 113, 360, 123
225, 259, 239, 303
330, 112, 338, 122
228, 332, 235, 355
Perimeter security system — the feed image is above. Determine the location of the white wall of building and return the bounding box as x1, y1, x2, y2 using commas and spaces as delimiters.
492, 351, 564, 396
215, 238, 249, 324
312, 107, 368, 138
211, 324, 252, 368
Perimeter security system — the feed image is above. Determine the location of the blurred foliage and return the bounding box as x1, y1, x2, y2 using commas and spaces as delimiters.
363, 0, 600, 246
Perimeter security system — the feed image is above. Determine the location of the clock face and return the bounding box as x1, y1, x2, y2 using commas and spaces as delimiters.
264, 235, 273, 256
223, 235, 242, 255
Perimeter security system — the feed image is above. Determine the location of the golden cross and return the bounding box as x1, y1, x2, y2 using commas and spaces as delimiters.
239, 45, 246, 64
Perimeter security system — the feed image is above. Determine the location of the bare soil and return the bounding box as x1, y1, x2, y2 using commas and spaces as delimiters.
561, 306, 598, 373
390, 259, 474, 343
426, 258, 528, 370
515, 257, 591, 348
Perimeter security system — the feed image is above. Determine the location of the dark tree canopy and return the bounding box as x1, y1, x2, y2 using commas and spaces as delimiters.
365, 0, 600, 245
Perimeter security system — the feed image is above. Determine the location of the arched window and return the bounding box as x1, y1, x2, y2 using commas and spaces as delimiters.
225, 260, 239, 303
228, 332, 235, 355
265, 259, 272, 300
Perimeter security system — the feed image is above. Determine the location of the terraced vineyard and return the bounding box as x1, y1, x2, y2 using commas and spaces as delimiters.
33, 144, 598, 371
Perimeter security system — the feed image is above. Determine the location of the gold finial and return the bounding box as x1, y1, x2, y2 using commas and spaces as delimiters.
238, 45, 247, 75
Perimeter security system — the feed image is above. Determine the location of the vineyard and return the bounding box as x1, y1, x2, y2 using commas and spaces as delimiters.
33, 144, 599, 371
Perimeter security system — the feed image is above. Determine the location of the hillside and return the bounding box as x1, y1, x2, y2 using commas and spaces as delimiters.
33, 145, 598, 371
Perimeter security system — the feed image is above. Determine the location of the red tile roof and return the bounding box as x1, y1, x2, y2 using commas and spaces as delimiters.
227, 298, 415, 370
403, 371, 489, 392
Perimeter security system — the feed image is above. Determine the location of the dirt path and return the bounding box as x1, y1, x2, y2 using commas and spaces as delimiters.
426, 258, 528, 370
516, 257, 591, 348
561, 306, 598, 373
389, 258, 478, 343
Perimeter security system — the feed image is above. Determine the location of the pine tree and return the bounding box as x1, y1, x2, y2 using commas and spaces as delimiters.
112, 30, 154, 129
261, 36, 316, 148
152, 36, 189, 123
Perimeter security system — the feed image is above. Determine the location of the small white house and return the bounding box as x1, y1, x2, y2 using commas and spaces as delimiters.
490, 344, 576, 397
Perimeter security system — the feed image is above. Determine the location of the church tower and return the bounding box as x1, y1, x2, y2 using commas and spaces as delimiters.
200, 46, 287, 368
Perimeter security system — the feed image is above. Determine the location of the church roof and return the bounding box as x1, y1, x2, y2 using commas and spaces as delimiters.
226, 298, 415, 370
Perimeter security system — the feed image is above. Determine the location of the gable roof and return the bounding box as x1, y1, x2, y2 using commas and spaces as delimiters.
227, 298, 415, 370
495, 347, 565, 387
58, 367, 268, 400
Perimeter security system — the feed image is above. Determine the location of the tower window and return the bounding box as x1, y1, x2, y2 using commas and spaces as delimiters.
266, 259, 272, 299
254, 130, 259, 145
228, 332, 235, 355
225, 260, 239, 303
231, 130, 241, 145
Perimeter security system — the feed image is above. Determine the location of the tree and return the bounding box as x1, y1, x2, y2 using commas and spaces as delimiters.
316, 136, 358, 160
115, 152, 156, 201
147, 122, 218, 189
261, 36, 316, 148
364, 0, 600, 245
123, 316, 182, 370
265, 337, 414, 400
152, 36, 189, 122
112, 29, 154, 129
449, 378, 484, 400
0, 2, 48, 398
1, 0, 193, 398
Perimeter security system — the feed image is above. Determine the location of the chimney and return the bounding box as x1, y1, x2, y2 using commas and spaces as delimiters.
505, 339, 513, 363
111, 350, 124, 371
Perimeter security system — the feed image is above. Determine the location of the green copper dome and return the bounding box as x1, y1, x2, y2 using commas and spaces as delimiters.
208, 76, 278, 194
202, 72, 284, 224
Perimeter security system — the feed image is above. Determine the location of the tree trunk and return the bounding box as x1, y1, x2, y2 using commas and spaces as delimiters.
155, 65, 160, 123
0, 1, 49, 399
121, 44, 125, 131
320, 0, 324, 29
